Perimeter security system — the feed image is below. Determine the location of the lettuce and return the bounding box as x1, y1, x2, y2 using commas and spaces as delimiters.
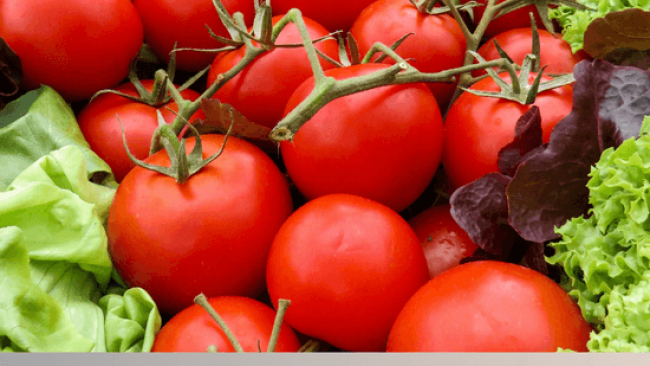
550, 0, 650, 53
0, 85, 116, 189
548, 116, 650, 352
0, 87, 161, 352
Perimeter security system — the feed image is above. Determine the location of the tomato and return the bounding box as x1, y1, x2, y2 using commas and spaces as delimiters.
107, 134, 293, 315
459, 0, 548, 39
281, 63, 444, 213
0, 0, 143, 101
271, 0, 377, 32
349, 0, 467, 109
266, 194, 430, 352
441, 71, 573, 189
408, 204, 478, 278
133, 0, 255, 72
206, 15, 338, 130
77, 80, 205, 182
472, 28, 589, 78
387, 261, 592, 352
152, 296, 302, 352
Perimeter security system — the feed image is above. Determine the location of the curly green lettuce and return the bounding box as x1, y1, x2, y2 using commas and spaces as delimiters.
550, 0, 650, 53
547, 116, 650, 352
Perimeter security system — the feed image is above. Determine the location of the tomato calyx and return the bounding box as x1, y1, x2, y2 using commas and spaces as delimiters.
461, 50, 574, 104
90, 48, 209, 109
410, 0, 482, 20
194, 294, 292, 353
460, 14, 576, 105
118, 109, 234, 184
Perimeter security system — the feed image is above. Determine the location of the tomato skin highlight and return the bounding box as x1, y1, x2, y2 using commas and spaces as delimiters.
151, 296, 302, 352
0, 0, 143, 101
387, 261, 593, 352
408, 204, 478, 278
133, 0, 255, 72
349, 0, 467, 109
107, 135, 293, 315
441, 71, 573, 190
206, 15, 338, 130
472, 28, 589, 78
281, 63, 444, 213
77, 80, 205, 182
266, 194, 430, 352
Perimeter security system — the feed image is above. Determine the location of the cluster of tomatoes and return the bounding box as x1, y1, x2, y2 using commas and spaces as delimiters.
1, 0, 596, 353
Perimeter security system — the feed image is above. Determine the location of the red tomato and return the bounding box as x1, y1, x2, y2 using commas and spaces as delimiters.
77, 80, 205, 182
281, 63, 444, 213
441, 71, 573, 189
349, 0, 467, 109
107, 135, 293, 315
0, 0, 143, 101
206, 15, 338, 130
460, 0, 548, 39
152, 296, 302, 352
472, 28, 589, 78
271, 0, 377, 32
387, 261, 593, 352
408, 204, 478, 278
266, 194, 430, 352
133, 0, 255, 72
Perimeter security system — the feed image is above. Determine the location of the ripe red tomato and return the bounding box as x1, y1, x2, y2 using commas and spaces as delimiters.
280, 63, 444, 213
206, 15, 338, 130
0, 0, 143, 101
460, 0, 548, 39
271, 0, 377, 32
441, 71, 573, 189
266, 194, 430, 352
472, 28, 589, 78
408, 204, 478, 278
107, 134, 293, 315
77, 80, 205, 182
349, 0, 467, 109
387, 261, 593, 352
133, 0, 255, 72
151, 296, 302, 352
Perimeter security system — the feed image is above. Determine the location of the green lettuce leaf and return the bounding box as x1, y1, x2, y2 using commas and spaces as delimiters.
548, 116, 650, 351
0, 226, 96, 352
99, 289, 161, 353
550, 0, 650, 52
588, 271, 650, 352
9, 145, 117, 224
0, 146, 161, 352
0, 85, 116, 188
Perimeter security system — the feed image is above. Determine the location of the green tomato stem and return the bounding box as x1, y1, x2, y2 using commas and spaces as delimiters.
266, 299, 291, 353
194, 293, 245, 353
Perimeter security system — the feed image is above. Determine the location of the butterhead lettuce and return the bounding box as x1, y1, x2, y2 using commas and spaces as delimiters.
0, 87, 161, 352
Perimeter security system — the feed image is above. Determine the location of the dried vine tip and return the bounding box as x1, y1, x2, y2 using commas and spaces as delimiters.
461, 51, 574, 105
269, 127, 294, 142
120, 110, 236, 184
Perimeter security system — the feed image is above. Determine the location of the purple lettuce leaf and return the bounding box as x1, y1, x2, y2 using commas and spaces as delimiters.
497, 106, 544, 177
449, 173, 518, 256
449, 59, 650, 277
507, 60, 650, 243
595, 61, 650, 150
